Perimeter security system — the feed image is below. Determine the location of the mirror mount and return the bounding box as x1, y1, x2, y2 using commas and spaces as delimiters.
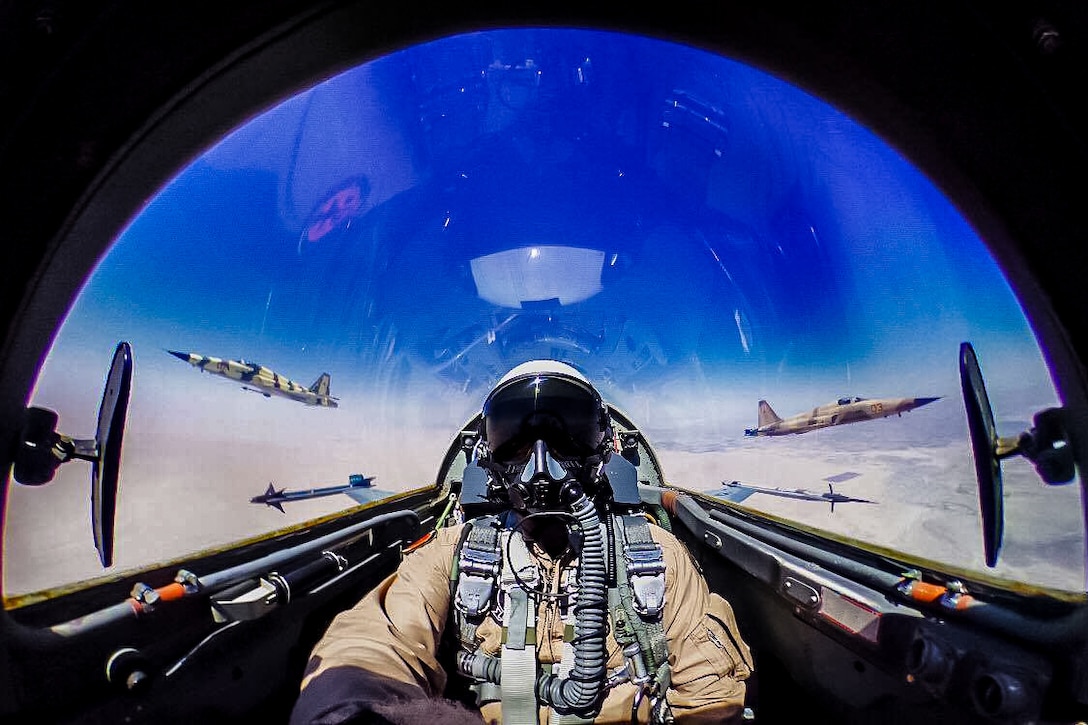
9, 341, 133, 567
996, 407, 1079, 485
13, 407, 98, 485
960, 341, 1082, 569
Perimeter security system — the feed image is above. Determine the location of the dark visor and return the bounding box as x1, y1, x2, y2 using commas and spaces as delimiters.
483, 374, 607, 465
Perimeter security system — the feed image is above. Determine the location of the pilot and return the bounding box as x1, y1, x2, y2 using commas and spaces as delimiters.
290, 361, 753, 724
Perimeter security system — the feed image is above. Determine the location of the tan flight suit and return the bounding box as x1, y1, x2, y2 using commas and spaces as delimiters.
298, 520, 753, 723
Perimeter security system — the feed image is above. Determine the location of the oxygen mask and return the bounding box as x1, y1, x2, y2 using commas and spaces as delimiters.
506, 439, 584, 512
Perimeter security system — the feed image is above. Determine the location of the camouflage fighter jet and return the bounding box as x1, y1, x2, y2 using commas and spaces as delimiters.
744, 395, 939, 436
168, 350, 338, 407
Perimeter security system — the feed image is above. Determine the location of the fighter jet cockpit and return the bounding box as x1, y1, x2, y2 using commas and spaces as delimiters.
2, 15, 1088, 725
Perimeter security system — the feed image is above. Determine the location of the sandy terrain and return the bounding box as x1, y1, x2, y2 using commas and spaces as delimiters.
4, 391, 1083, 598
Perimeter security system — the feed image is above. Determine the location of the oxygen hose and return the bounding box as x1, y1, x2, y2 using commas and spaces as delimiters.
536, 488, 609, 716
457, 649, 502, 682
455, 488, 610, 717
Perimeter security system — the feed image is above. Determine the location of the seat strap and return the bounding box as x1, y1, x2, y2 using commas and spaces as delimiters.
453, 516, 502, 654
617, 514, 668, 672
500, 530, 540, 724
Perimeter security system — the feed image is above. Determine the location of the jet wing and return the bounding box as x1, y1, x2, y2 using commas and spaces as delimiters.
706, 481, 759, 503
342, 487, 395, 505
706, 475, 874, 507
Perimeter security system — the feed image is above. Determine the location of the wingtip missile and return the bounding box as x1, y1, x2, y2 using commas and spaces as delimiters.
250, 475, 378, 510
250, 483, 286, 513
710, 478, 876, 509
822, 483, 876, 505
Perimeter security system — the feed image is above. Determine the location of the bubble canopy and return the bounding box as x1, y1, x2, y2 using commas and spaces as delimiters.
9, 27, 1077, 596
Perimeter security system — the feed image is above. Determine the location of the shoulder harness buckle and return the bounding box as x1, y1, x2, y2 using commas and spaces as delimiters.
455, 519, 502, 619
622, 518, 666, 619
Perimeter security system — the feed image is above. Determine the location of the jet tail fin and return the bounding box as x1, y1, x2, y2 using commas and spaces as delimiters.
757, 400, 781, 427
309, 373, 332, 396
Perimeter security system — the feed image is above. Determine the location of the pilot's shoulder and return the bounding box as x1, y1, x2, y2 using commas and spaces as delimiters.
644, 519, 681, 547
425, 517, 509, 558
402, 524, 470, 575
425, 517, 506, 550
646, 520, 701, 572
434, 522, 470, 547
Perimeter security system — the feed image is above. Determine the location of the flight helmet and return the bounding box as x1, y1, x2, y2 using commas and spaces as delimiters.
480, 360, 613, 511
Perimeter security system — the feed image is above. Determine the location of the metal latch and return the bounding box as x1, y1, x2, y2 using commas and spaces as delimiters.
456, 546, 501, 618
782, 576, 820, 608
625, 543, 666, 618
211, 578, 280, 622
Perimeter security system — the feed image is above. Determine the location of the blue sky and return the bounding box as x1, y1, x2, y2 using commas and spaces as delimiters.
40, 26, 1056, 456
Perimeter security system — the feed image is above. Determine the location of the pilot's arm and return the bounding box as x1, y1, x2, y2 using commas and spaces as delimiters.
290, 525, 482, 725
654, 528, 754, 723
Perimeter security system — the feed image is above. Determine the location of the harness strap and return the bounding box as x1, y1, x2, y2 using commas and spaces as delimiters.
451, 514, 673, 723
453, 517, 502, 655
612, 515, 669, 680
621, 515, 666, 619
501, 531, 540, 724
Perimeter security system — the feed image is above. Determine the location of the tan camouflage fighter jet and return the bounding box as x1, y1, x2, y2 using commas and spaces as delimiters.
168, 350, 338, 407
744, 395, 939, 436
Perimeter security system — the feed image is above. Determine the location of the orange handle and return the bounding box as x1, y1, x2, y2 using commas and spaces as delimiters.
902, 580, 945, 603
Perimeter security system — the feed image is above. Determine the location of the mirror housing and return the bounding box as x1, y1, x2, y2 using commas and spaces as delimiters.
960, 341, 1004, 568
960, 341, 1082, 569
10, 341, 133, 567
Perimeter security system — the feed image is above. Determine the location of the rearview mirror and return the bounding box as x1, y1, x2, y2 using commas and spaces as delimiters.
959, 341, 1004, 568
960, 341, 1081, 569
11, 341, 133, 567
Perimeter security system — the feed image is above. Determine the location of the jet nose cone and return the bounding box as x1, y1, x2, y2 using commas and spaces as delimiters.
913, 397, 941, 408
167, 350, 190, 361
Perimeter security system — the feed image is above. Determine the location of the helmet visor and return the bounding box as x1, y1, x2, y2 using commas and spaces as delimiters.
484, 374, 607, 466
